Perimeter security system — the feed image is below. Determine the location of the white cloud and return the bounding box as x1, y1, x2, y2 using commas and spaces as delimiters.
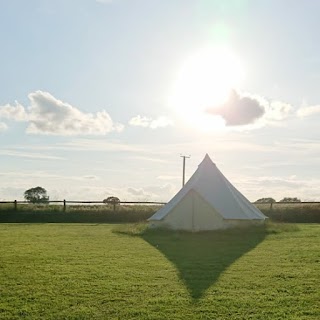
130, 156, 170, 163
206, 90, 265, 126
60, 139, 143, 152
297, 105, 320, 117
26, 91, 124, 135
0, 171, 98, 181
57, 184, 173, 202
0, 91, 124, 136
128, 115, 150, 127
232, 174, 320, 202
0, 187, 26, 201
0, 102, 27, 121
157, 175, 180, 180
83, 175, 99, 180
0, 171, 104, 201
127, 187, 146, 197
0, 149, 65, 160
143, 183, 178, 201
126, 183, 177, 202
265, 100, 292, 121
149, 116, 173, 129
129, 115, 173, 129
0, 122, 8, 132
205, 90, 293, 129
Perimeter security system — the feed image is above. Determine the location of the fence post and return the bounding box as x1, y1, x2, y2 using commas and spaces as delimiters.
270, 202, 273, 211
14, 200, 17, 211
63, 199, 66, 212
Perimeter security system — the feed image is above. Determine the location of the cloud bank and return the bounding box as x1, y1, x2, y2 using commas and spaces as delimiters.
0, 122, 8, 132
0, 91, 123, 136
126, 183, 177, 202
129, 115, 173, 129
297, 105, 320, 117
207, 90, 264, 126
0, 103, 27, 121
206, 90, 292, 127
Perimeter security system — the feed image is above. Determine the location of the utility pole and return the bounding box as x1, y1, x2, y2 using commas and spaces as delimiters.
180, 155, 190, 187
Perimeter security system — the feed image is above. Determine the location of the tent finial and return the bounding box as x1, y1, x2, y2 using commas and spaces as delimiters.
202, 153, 215, 165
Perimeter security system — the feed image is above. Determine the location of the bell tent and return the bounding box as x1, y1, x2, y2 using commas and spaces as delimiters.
148, 154, 267, 231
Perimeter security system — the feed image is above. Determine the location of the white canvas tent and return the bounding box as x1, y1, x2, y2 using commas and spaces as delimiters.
148, 154, 267, 231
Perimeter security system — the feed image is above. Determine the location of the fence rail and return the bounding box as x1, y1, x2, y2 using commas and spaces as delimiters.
254, 201, 320, 211
0, 200, 167, 212
0, 200, 319, 212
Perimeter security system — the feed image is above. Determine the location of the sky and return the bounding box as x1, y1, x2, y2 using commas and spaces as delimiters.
0, 0, 319, 202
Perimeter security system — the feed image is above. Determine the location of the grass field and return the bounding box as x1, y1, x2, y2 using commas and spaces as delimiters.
0, 223, 319, 319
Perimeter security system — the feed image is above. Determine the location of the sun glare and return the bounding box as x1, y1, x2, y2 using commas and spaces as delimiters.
170, 47, 245, 131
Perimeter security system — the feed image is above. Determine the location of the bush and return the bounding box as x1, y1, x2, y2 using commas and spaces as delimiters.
255, 197, 276, 203
259, 204, 320, 223
103, 196, 121, 211
0, 205, 159, 223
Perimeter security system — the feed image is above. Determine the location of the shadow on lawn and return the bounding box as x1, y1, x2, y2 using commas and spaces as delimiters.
140, 227, 267, 299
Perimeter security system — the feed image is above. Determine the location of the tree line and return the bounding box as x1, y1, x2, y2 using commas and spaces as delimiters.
255, 197, 301, 203
24, 186, 120, 205
24, 186, 302, 205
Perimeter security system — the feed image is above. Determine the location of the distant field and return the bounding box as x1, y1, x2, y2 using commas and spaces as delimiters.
0, 223, 319, 319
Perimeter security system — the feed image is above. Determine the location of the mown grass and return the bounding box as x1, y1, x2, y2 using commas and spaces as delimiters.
0, 223, 319, 319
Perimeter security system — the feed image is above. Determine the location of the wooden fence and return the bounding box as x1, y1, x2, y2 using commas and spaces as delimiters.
0, 200, 319, 212
255, 201, 319, 210
0, 200, 167, 212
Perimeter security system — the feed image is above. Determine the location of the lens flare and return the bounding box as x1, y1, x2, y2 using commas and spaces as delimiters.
169, 46, 245, 131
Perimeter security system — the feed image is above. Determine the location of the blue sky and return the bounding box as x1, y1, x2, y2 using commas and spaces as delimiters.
0, 0, 319, 201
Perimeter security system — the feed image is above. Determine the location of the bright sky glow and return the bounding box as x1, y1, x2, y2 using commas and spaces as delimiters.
170, 46, 245, 130
0, 0, 319, 202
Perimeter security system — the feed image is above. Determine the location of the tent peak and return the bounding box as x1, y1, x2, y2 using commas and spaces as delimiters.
201, 153, 215, 165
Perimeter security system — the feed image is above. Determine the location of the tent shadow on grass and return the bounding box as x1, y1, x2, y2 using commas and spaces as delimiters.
140, 227, 267, 300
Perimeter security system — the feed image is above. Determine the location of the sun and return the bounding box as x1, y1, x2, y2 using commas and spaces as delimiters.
169, 46, 245, 130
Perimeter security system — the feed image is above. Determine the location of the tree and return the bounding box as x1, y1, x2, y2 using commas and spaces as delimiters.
255, 197, 276, 203
24, 186, 49, 204
279, 197, 301, 203
103, 196, 120, 211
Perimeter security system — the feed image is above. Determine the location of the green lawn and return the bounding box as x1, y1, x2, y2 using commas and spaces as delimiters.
0, 223, 319, 319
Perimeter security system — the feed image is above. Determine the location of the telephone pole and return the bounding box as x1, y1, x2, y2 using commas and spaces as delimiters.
180, 155, 190, 187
